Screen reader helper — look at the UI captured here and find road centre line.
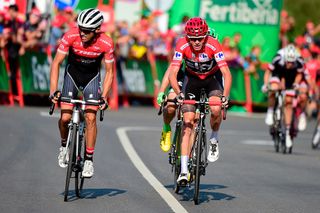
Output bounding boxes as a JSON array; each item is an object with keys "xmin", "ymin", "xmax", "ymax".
[{"xmin": 116, "ymin": 127, "xmax": 188, "ymax": 213}]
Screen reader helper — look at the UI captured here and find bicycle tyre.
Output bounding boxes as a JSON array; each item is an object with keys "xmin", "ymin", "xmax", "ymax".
[
  {"xmin": 173, "ymin": 126, "xmax": 181, "ymax": 193},
  {"xmin": 193, "ymin": 125, "xmax": 203, "ymax": 205},
  {"xmin": 75, "ymin": 126, "xmax": 86, "ymax": 198},
  {"xmin": 79, "ymin": 136, "xmax": 86, "ymax": 192},
  {"xmin": 272, "ymin": 127, "xmax": 280, "ymax": 153},
  {"xmin": 280, "ymin": 130, "xmax": 286, "ymax": 154},
  {"xmin": 64, "ymin": 123, "xmax": 77, "ymax": 202},
  {"xmin": 311, "ymin": 121, "xmax": 320, "ymax": 149}
]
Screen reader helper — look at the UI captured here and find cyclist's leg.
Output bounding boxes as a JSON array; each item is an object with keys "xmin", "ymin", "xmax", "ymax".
[
  {"xmin": 207, "ymin": 75, "xmax": 223, "ymax": 162},
  {"xmin": 160, "ymin": 91, "xmax": 177, "ymax": 152},
  {"xmin": 177, "ymin": 76, "xmax": 197, "ymax": 183},
  {"xmin": 266, "ymin": 76, "xmax": 280, "ymax": 125},
  {"xmin": 82, "ymin": 73, "xmax": 101, "ymax": 177},
  {"xmin": 297, "ymin": 82, "xmax": 308, "ymax": 131},
  {"xmin": 284, "ymin": 90, "xmax": 295, "ymax": 148},
  {"xmin": 177, "ymin": 110, "xmax": 195, "ymax": 183},
  {"xmin": 58, "ymin": 72, "xmax": 78, "ymax": 167}
]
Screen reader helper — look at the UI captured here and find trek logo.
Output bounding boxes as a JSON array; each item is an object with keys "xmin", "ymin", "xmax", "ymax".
[
  {"xmin": 214, "ymin": 52, "xmax": 225, "ymax": 62},
  {"xmin": 173, "ymin": 51, "xmax": 182, "ymax": 60}
]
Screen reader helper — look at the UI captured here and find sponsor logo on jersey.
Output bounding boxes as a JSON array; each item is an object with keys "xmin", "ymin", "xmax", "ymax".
[
  {"xmin": 173, "ymin": 51, "xmax": 182, "ymax": 60},
  {"xmin": 214, "ymin": 52, "xmax": 225, "ymax": 62},
  {"xmin": 199, "ymin": 53, "xmax": 209, "ymax": 62}
]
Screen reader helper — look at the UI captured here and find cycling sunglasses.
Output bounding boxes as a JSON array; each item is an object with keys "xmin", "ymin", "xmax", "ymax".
[
  {"xmin": 79, "ymin": 27, "xmax": 95, "ymax": 34},
  {"xmin": 187, "ymin": 35, "xmax": 207, "ymax": 42}
]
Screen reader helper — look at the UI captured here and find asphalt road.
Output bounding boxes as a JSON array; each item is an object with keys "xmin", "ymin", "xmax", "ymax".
[{"xmin": 0, "ymin": 106, "xmax": 319, "ymax": 213}]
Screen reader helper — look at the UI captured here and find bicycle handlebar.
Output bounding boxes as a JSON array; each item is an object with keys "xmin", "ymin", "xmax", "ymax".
[
  {"xmin": 49, "ymin": 97, "xmax": 106, "ymax": 121},
  {"xmin": 157, "ymin": 98, "xmax": 227, "ymax": 120}
]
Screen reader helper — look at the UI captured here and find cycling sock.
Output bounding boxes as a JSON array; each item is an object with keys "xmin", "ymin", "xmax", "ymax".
[
  {"xmin": 286, "ymin": 126, "xmax": 290, "ymax": 135},
  {"xmin": 61, "ymin": 138, "xmax": 67, "ymax": 147},
  {"xmin": 210, "ymin": 131, "xmax": 219, "ymax": 142},
  {"xmin": 267, "ymin": 107, "xmax": 273, "ymax": 113},
  {"xmin": 163, "ymin": 123, "xmax": 171, "ymax": 132},
  {"xmin": 85, "ymin": 147, "xmax": 94, "ymax": 161},
  {"xmin": 181, "ymin": 155, "xmax": 188, "ymax": 174}
]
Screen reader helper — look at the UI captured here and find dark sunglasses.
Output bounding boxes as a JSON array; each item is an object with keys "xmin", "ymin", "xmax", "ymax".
[
  {"xmin": 79, "ymin": 28, "xmax": 95, "ymax": 34},
  {"xmin": 187, "ymin": 35, "xmax": 206, "ymax": 42}
]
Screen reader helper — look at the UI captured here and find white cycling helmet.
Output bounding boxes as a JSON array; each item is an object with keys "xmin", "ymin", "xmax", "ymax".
[
  {"xmin": 284, "ymin": 44, "xmax": 298, "ymax": 62},
  {"xmin": 77, "ymin": 8, "xmax": 104, "ymax": 31}
]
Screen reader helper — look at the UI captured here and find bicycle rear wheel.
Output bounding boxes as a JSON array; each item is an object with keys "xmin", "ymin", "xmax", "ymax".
[
  {"xmin": 64, "ymin": 123, "xmax": 77, "ymax": 202},
  {"xmin": 193, "ymin": 127, "xmax": 203, "ymax": 205}
]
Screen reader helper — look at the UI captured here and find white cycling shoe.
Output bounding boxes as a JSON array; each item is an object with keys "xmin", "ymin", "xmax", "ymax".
[
  {"xmin": 265, "ymin": 111, "xmax": 274, "ymax": 126},
  {"xmin": 298, "ymin": 113, "xmax": 307, "ymax": 131},
  {"xmin": 286, "ymin": 133, "xmax": 293, "ymax": 149},
  {"xmin": 207, "ymin": 139, "xmax": 219, "ymax": 162},
  {"xmin": 82, "ymin": 160, "xmax": 94, "ymax": 178},
  {"xmin": 58, "ymin": 146, "xmax": 69, "ymax": 168},
  {"xmin": 177, "ymin": 173, "xmax": 188, "ymax": 185}
]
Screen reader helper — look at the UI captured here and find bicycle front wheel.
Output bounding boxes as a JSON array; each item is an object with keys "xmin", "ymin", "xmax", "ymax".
[
  {"xmin": 172, "ymin": 125, "xmax": 182, "ymax": 193},
  {"xmin": 64, "ymin": 123, "xmax": 77, "ymax": 202},
  {"xmin": 193, "ymin": 128, "xmax": 203, "ymax": 205}
]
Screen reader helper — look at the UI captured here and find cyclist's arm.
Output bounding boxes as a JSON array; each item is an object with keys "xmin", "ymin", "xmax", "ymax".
[
  {"xmin": 220, "ymin": 66, "xmax": 232, "ymax": 98},
  {"xmin": 293, "ymin": 72, "xmax": 303, "ymax": 86},
  {"xmin": 50, "ymin": 51, "xmax": 67, "ymax": 94},
  {"xmin": 101, "ymin": 61, "xmax": 114, "ymax": 98},
  {"xmin": 159, "ymin": 67, "xmax": 171, "ymax": 93},
  {"xmin": 263, "ymin": 69, "xmax": 271, "ymax": 86},
  {"xmin": 169, "ymin": 64, "xmax": 182, "ymax": 95}
]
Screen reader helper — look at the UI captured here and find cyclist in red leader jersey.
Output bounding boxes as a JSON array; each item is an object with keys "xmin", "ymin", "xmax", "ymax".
[
  {"xmin": 169, "ymin": 17, "xmax": 232, "ymax": 184},
  {"xmin": 49, "ymin": 8, "xmax": 114, "ymax": 178}
]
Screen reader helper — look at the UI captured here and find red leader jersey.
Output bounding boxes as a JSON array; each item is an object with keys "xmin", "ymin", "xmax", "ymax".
[{"xmin": 171, "ymin": 36, "xmax": 227, "ymax": 79}]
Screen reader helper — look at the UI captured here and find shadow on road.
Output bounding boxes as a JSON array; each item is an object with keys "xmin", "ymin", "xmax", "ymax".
[
  {"xmin": 61, "ymin": 188, "xmax": 126, "ymax": 201},
  {"xmin": 166, "ymin": 183, "xmax": 235, "ymax": 204}
]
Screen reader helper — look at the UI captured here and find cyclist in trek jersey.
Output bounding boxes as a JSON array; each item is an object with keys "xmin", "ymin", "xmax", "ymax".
[
  {"xmin": 262, "ymin": 44, "xmax": 305, "ymax": 149},
  {"xmin": 157, "ymin": 27, "xmax": 220, "ymax": 153},
  {"xmin": 49, "ymin": 8, "xmax": 114, "ymax": 178},
  {"xmin": 168, "ymin": 17, "xmax": 232, "ymax": 184}
]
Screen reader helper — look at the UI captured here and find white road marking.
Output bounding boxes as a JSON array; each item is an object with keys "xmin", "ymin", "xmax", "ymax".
[
  {"xmin": 241, "ymin": 140, "xmax": 273, "ymax": 145},
  {"xmin": 116, "ymin": 127, "xmax": 188, "ymax": 213}
]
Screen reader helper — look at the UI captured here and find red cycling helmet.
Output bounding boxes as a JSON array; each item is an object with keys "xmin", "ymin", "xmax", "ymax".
[{"xmin": 185, "ymin": 17, "xmax": 208, "ymax": 37}]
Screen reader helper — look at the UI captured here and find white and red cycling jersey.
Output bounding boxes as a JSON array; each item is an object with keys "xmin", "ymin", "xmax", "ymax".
[
  {"xmin": 57, "ymin": 27, "xmax": 114, "ymax": 75},
  {"xmin": 171, "ymin": 36, "xmax": 227, "ymax": 79}
]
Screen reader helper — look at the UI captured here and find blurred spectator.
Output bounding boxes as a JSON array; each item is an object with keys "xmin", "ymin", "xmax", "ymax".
[
  {"xmin": 49, "ymin": 6, "xmax": 76, "ymax": 52},
  {"xmin": 279, "ymin": 9, "xmax": 295, "ymax": 47},
  {"xmin": 3, "ymin": 4, "xmax": 24, "ymax": 96},
  {"xmin": 20, "ymin": 8, "xmax": 47, "ymax": 53},
  {"xmin": 243, "ymin": 45, "xmax": 261, "ymax": 79},
  {"xmin": 114, "ymin": 20, "xmax": 131, "ymax": 106},
  {"xmin": 148, "ymin": 28, "xmax": 168, "ymax": 59},
  {"xmin": 230, "ymin": 32, "xmax": 242, "ymax": 50}
]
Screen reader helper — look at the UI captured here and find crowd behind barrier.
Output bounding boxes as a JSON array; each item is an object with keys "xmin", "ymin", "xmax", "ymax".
[{"xmin": 1, "ymin": 4, "xmax": 320, "ymax": 112}]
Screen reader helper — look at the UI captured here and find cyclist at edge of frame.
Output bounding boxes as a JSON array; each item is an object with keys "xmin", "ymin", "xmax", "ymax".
[
  {"xmin": 262, "ymin": 44, "xmax": 311, "ymax": 149},
  {"xmin": 157, "ymin": 27, "xmax": 220, "ymax": 153},
  {"xmin": 168, "ymin": 17, "xmax": 232, "ymax": 184},
  {"xmin": 49, "ymin": 8, "xmax": 114, "ymax": 178}
]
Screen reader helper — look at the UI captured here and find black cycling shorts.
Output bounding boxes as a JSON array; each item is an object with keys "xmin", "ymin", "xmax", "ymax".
[
  {"xmin": 61, "ymin": 71, "xmax": 101, "ymax": 101},
  {"xmin": 182, "ymin": 73, "xmax": 223, "ymax": 112}
]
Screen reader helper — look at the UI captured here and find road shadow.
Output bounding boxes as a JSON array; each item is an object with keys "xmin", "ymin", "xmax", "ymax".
[
  {"xmin": 165, "ymin": 183, "xmax": 235, "ymax": 204},
  {"xmin": 61, "ymin": 188, "xmax": 126, "ymax": 201}
]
